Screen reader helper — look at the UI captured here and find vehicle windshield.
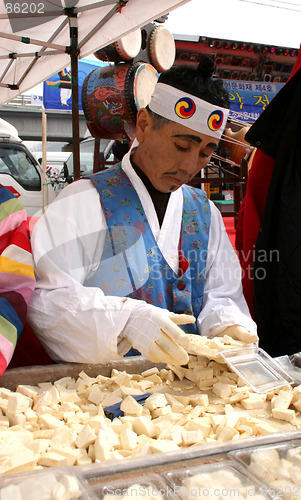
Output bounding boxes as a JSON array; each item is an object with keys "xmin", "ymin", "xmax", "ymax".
[
  {"xmin": 66, "ymin": 138, "xmax": 115, "ymax": 177},
  {"xmin": 0, "ymin": 145, "xmax": 41, "ymax": 190}
]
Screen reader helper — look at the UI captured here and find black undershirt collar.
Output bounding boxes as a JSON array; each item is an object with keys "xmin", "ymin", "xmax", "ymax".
[{"xmin": 131, "ymin": 161, "xmax": 171, "ymax": 228}]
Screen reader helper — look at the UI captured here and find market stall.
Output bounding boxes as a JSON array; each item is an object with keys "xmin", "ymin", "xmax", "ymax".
[{"xmin": 1, "ymin": 334, "xmax": 301, "ymax": 498}]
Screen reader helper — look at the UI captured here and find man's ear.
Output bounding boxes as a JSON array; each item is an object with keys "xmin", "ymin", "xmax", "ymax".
[{"xmin": 136, "ymin": 108, "xmax": 152, "ymax": 143}]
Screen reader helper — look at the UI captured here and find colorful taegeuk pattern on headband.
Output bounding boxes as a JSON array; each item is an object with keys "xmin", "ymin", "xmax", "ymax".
[
  {"xmin": 207, "ymin": 110, "xmax": 225, "ymax": 132},
  {"xmin": 149, "ymin": 83, "xmax": 229, "ymax": 139},
  {"xmin": 175, "ymin": 97, "xmax": 196, "ymax": 119},
  {"xmin": 0, "ymin": 185, "xmax": 35, "ymax": 375}
]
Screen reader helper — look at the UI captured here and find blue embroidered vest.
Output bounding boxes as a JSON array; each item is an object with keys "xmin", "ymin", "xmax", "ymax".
[{"xmin": 85, "ymin": 165, "xmax": 210, "ymax": 334}]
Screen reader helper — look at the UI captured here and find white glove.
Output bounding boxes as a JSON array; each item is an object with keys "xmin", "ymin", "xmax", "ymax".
[
  {"xmin": 122, "ymin": 302, "xmax": 196, "ymax": 366},
  {"xmin": 217, "ymin": 324, "xmax": 259, "ymax": 343}
]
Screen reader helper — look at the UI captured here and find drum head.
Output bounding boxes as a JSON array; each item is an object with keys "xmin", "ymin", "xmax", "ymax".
[
  {"xmin": 115, "ymin": 29, "xmax": 142, "ymax": 60},
  {"xmin": 148, "ymin": 26, "xmax": 176, "ymax": 72},
  {"xmin": 94, "ymin": 29, "xmax": 141, "ymax": 62},
  {"xmin": 124, "ymin": 62, "xmax": 158, "ymax": 121}
]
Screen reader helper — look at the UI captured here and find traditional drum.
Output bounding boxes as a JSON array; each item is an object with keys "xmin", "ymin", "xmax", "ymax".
[
  {"xmin": 94, "ymin": 29, "xmax": 142, "ymax": 63},
  {"xmin": 86, "ymin": 120, "xmax": 137, "ymax": 142},
  {"xmin": 148, "ymin": 25, "xmax": 176, "ymax": 72},
  {"xmin": 82, "ymin": 62, "xmax": 158, "ymax": 140}
]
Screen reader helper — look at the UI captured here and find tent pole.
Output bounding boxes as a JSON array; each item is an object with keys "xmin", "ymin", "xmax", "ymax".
[
  {"xmin": 42, "ymin": 106, "xmax": 47, "ymax": 212},
  {"xmin": 67, "ymin": 11, "xmax": 81, "ymax": 180}
]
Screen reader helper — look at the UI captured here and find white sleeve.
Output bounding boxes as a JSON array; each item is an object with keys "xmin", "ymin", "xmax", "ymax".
[
  {"xmin": 27, "ymin": 179, "xmax": 137, "ymax": 363},
  {"xmin": 197, "ymin": 201, "xmax": 257, "ymax": 337}
]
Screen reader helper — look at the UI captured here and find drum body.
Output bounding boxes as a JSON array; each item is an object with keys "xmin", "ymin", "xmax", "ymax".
[
  {"xmin": 94, "ymin": 29, "xmax": 142, "ymax": 63},
  {"xmin": 82, "ymin": 62, "xmax": 158, "ymax": 141}
]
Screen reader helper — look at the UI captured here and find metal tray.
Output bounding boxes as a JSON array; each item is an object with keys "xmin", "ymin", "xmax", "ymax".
[
  {"xmin": 0, "ymin": 357, "xmax": 163, "ymax": 390},
  {"xmin": 1, "ymin": 360, "xmax": 301, "ymax": 485}
]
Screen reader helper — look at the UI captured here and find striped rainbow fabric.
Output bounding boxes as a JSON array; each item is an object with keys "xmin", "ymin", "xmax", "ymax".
[{"xmin": 0, "ymin": 185, "xmax": 35, "ymax": 376}]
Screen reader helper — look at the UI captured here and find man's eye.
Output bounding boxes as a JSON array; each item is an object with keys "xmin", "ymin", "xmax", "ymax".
[{"xmin": 175, "ymin": 144, "xmax": 188, "ymax": 151}]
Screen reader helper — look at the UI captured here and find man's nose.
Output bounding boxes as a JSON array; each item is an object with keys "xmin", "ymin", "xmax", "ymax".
[{"xmin": 181, "ymin": 152, "xmax": 200, "ymax": 174}]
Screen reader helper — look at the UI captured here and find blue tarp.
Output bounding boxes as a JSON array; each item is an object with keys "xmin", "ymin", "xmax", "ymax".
[{"xmin": 43, "ymin": 58, "xmax": 109, "ymax": 110}]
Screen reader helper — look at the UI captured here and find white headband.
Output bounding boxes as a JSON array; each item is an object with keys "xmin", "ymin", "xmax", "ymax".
[{"xmin": 148, "ymin": 83, "xmax": 229, "ymax": 139}]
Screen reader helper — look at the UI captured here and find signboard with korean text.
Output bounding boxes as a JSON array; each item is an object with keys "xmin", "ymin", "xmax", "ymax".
[{"xmin": 223, "ymin": 80, "xmax": 284, "ymax": 122}]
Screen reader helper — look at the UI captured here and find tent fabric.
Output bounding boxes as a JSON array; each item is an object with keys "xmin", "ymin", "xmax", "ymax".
[{"xmin": 0, "ymin": 0, "xmax": 190, "ymax": 104}]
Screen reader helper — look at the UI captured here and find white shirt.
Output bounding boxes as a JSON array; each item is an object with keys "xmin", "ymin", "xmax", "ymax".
[{"xmin": 27, "ymin": 149, "xmax": 256, "ymax": 363}]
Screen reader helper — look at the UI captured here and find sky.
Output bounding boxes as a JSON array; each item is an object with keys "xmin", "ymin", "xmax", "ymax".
[
  {"xmin": 29, "ymin": 0, "xmax": 301, "ymax": 95},
  {"xmin": 164, "ymin": 0, "xmax": 301, "ymax": 49}
]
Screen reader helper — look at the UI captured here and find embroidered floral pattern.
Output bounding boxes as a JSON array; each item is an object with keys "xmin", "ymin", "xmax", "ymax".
[
  {"xmin": 157, "ymin": 293, "xmax": 164, "ymax": 304},
  {"xmin": 121, "ymin": 197, "xmax": 131, "ymax": 207},
  {"xmin": 136, "ymin": 199, "xmax": 144, "ymax": 216},
  {"xmin": 102, "ymin": 188, "xmax": 116, "ymax": 198},
  {"xmin": 119, "ymin": 168, "xmax": 133, "ymax": 188},
  {"xmin": 111, "ymin": 226, "xmax": 127, "ymax": 251},
  {"xmin": 147, "ymin": 247, "xmax": 157, "ymax": 258},
  {"xmin": 105, "ymin": 173, "xmax": 123, "ymax": 187},
  {"xmin": 183, "ymin": 210, "xmax": 199, "ymax": 236},
  {"xmin": 203, "ymin": 202, "xmax": 210, "ymax": 215},
  {"xmin": 191, "ymin": 240, "xmax": 204, "ymax": 250},
  {"xmin": 134, "ymin": 220, "xmax": 146, "ymax": 234},
  {"xmin": 105, "ymin": 208, "xmax": 113, "ymax": 219},
  {"xmin": 122, "ymin": 214, "xmax": 131, "ymax": 224},
  {"xmin": 202, "ymin": 222, "xmax": 210, "ymax": 234},
  {"xmin": 130, "ymin": 283, "xmax": 154, "ymax": 303}
]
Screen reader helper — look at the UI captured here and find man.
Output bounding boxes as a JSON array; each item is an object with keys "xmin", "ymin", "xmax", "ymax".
[{"xmin": 27, "ymin": 57, "xmax": 257, "ymax": 366}]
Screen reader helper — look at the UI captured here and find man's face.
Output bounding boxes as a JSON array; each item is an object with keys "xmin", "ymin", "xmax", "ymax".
[{"xmin": 132, "ymin": 109, "xmax": 220, "ymax": 193}]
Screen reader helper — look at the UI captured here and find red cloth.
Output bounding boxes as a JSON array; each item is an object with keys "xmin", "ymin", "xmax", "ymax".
[
  {"xmin": 235, "ymin": 150, "xmax": 275, "ymax": 318},
  {"xmin": 178, "ymin": 248, "xmax": 189, "ymax": 276},
  {"xmin": 8, "ymin": 322, "xmax": 53, "ymax": 369}
]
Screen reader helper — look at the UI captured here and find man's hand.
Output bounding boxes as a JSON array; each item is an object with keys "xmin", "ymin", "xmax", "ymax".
[
  {"xmin": 122, "ymin": 303, "xmax": 196, "ymax": 366},
  {"xmin": 217, "ymin": 324, "xmax": 259, "ymax": 343}
]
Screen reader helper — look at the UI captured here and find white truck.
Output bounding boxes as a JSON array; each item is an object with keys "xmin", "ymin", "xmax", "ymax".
[{"xmin": 0, "ymin": 118, "xmax": 56, "ymax": 217}]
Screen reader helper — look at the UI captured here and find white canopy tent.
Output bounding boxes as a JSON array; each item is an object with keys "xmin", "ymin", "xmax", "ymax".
[{"xmin": 0, "ymin": 0, "xmax": 190, "ymax": 178}]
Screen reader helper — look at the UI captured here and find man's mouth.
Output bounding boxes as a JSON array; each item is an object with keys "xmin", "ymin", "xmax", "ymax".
[{"xmin": 168, "ymin": 176, "xmax": 186, "ymax": 186}]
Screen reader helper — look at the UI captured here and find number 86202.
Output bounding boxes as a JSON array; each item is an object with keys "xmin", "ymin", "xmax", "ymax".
[{"xmin": 6, "ymin": 3, "xmax": 45, "ymax": 14}]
